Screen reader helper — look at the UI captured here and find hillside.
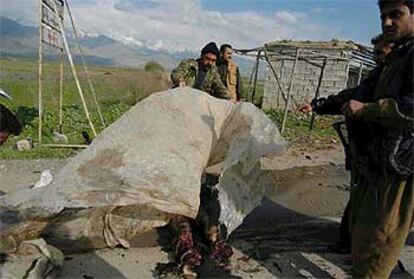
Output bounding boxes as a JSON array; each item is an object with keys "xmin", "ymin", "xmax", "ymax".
[
  {"xmin": 0, "ymin": 16, "xmax": 184, "ymax": 69},
  {"xmin": 0, "ymin": 16, "xmax": 255, "ymax": 74}
]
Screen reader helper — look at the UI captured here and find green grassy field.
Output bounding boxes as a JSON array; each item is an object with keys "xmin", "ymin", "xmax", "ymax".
[
  {"xmin": 240, "ymin": 77, "xmax": 264, "ymax": 106},
  {"xmin": 240, "ymin": 76, "xmax": 339, "ymax": 152},
  {"xmin": 0, "ymin": 58, "xmax": 170, "ymax": 158},
  {"xmin": 0, "ymin": 58, "xmax": 338, "ymax": 159},
  {"xmin": 265, "ymin": 108, "xmax": 340, "ymax": 152}
]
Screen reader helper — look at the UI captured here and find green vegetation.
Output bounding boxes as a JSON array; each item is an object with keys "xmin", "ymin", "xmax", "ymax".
[
  {"xmin": 144, "ymin": 61, "xmax": 165, "ymax": 74},
  {"xmin": 241, "ymin": 78, "xmax": 340, "ymax": 152},
  {"xmin": 241, "ymin": 77, "xmax": 264, "ymax": 107},
  {"xmin": 265, "ymin": 108, "xmax": 340, "ymax": 151},
  {"xmin": 0, "ymin": 58, "xmax": 170, "ymax": 159},
  {"xmin": 0, "ymin": 57, "xmax": 339, "ymax": 159}
]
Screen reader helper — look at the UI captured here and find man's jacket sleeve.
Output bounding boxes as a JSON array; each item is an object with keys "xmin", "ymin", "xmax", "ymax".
[
  {"xmin": 313, "ymin": 88, "xmax": 355, "ymax": 115},
  {"xmin": 314, "ymin": 66, "xmax": 385, "ymax": 115},
  {"xmin": 171, "ymin": 60, "xmax": 190, "ymax": 85},
  {"xmin": 360, "ymin": 52, "xmax": 414, "ymax": 128}
]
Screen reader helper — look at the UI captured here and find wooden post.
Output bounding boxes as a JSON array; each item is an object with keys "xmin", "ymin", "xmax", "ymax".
[
  {"xmin": 247, "ymin": 54, "xmax": 257, "ymax": 102},
  {"xmin": 38, "ymin": 0, "xmax": 44, "ymax": 145},
  {"xmin": 251, "ymin": 50, "xmax": 261, "ymax": 104},
  {"xmin": 58, "ymin": 48, "xmax": 64, "ymax": 133},
  {"xmin": 344, "ymin": 60, "xmax": 351, "ymax": 88},
  {"xmin": 263, "ymin": 48, "xmax": 287, "ymax": 103},
  {"xmin": 281, "ymin": 48, "xmax": 300, "ymax": 134},
  {"xmin": 65, "ymin": 0, "xmax": 106, "ymax": 128},
  {"xmin": 248, "ymin": 51, "xmax": 260, "ymax": 103},
  {"xmin": 43, "ymin": 144, "xmax": 88, "ymax": 149},
  {"xmin": 309, "ymin": 57, "xmax": 328, "ymax": 131},
  {"xmin": 277, "ymin": 60, "xmax": 284, "ymax": 109},
  {"xmin": 247, "ymin": 57, "xmax": 256, "ymax": 102},
  {"xmin": 51, "ymin": 0, "xmax": 97, "ymax": 138},
  {"xmin": 357, "ymin": 61, "xmax": 364, "ymax": 85}
]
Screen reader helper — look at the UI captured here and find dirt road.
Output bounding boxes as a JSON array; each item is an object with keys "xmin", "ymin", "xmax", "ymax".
[{"xmin": 1, "ymin": 148, "xmax": 412, "ymax": 278}]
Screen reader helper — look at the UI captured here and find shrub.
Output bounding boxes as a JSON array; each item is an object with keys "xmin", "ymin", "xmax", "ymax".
[{"xmin": 144, "ymin": 61, "xmax": 165, "ymax": 74}]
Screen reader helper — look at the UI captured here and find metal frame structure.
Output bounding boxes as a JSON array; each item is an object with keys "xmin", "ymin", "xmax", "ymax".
[{"xmin": 236, "ymin": 40, "xmax": 375, "ymax": 133}]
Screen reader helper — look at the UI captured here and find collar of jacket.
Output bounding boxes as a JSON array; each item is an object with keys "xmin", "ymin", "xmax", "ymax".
[
  {"xmin": 392, "ymin": 36, "xmax": 414, "ymax": 53},
  {"xmin": 196, "ymin": 58, "xmax": 202, "ymax": 66},
  {"xmin": 386, "ymin": 36, "xmax": 414, "ymax": 63}
]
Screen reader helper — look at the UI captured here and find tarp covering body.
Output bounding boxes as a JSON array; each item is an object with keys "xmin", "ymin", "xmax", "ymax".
[{"xmin": 0, "ymin": 88, "xmax": 287, "ymax": 249}]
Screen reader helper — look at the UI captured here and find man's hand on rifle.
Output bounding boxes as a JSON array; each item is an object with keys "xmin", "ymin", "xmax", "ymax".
[{"xmin": 341, "ymin": 100, "xmax": 366, "ymax": 118}]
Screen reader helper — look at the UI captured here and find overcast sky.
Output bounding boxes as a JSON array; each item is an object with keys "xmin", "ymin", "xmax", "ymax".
[{"xmin": 0, "ymin": 0, "xmax": 382, "ymax": 52}]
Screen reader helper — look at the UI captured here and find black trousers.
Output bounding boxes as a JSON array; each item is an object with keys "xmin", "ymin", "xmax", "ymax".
[{"xmin": 339, "ymin": 201, "xmax": 351, "ymax": 250}]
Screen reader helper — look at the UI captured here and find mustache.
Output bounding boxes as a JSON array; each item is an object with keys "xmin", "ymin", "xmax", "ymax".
[{"xmin": 384, "ymin": 27, "xmax": 397, "ymax": 33}]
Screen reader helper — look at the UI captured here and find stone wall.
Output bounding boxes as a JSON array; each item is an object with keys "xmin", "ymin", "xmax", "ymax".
[{"xmin": 263, "ymin": 49, "xmax": 351, "ymax": 109}]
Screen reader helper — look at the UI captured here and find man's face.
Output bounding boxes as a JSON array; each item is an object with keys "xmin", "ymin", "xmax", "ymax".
[
  {"xmin": 380, "ymin": 3, "xmax": 414, "ymax": 42},
  {"xmin": 0, "ymin": 131, "xmax": 9, "ymax": 146},
  {"xmin": 200, "ymin": 53, "xmax": 217, "ymax": 69},
  {"xmin": 374, "ymin": 40, "xmax": 392, "ymax": 64},
  {"xmin": 222, "ymin": 48, "xmax": 233, "ymax": 63}
]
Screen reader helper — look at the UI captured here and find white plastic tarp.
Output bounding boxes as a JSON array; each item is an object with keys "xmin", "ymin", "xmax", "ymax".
[{"xmin": 0, "ymin": 88, "xmax": 287, "ymax": 237}]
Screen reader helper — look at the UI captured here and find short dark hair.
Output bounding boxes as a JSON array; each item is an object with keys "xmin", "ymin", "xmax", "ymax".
[
  {"xmin": 378, "ymin": 0, "xmax": 414, "ymax": 13},
  {"xmin": 0, "ymin": 104, "xmax": 22, "ymax": 135},
  {"xmin": 220, "ymin": 44, "xmax": 233, "ymax": 53}
]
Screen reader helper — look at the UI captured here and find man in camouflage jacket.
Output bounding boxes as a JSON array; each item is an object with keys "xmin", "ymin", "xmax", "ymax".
[{"xmin": 171, "ymin": 42, "xmax": 229, "ymax": 99}]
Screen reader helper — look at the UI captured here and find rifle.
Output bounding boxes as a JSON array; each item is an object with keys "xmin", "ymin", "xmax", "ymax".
[{"xmin": 332, "ymin": 121, "xmax": 351, "ymax": 171}]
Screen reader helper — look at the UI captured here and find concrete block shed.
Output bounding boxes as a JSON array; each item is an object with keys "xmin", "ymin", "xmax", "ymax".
[{"xmin": 237, "ymin": 40, "xmax": 376, "ymax": 109}]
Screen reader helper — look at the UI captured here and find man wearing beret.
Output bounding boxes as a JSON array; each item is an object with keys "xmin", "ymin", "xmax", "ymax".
[{"xmin": 171, "ymin": 42, "xmax": 229, "ymax": 99}]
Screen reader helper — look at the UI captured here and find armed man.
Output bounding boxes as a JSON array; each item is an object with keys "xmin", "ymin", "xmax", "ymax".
[
  {"xmin": 217, "ymin": 44, "xmax": 243, "ymax": 102},
  {"xmin": 171, "ymin": 42, "xmax": 229, "ymax": 99},
  {"xmin": 300, "ymin": 0, "xmax": 414, "ymax": 277},
  {"xmin": 301, "ymin": 34, "xmax": 392, "ymax": 255}
]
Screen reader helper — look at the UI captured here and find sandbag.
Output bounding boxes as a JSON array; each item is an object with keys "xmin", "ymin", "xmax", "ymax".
[{"xmin": 1, "ymin": 238, "xmax": 63, "ymax": 279}]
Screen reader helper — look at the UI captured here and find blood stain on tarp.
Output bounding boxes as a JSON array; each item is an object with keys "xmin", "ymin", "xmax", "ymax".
[{"xmin": 77, "ymin": 149, "xmax": 126, "ymax": 188}]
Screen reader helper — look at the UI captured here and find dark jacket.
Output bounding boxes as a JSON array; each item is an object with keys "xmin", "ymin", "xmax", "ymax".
[
  {"xmin": 0, "ymin": 104, "xmax": 22, "ymax": 135},
  {"xmin": 313, "ymin": 37, "xmax": 414, "ymax": 176},
  {"xmin": 363, "ymin": 37, "xmax": 414, "ymax": 176},
  {"xmin": 312, "ymin": 66, "xmax": 383, "ymax": 115}
]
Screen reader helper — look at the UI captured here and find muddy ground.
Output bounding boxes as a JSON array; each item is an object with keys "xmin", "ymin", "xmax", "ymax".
[{"xmin": 0, "ymin": 148, "xmax": 413, "ymax": 278}]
